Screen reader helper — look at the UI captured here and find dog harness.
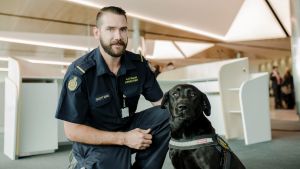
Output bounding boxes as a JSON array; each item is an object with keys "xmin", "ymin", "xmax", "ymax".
[{"xmin": 169, "ymin": 134, "xmax": 232, "ymax": 169}]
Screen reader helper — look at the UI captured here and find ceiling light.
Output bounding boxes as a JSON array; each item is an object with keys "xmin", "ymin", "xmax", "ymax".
[
  {"xmin": 0, "ymin": 37, "xmax": 89, "ymax": 51},
  {"xmin": 0, "ymin": 57, "xmax": 9, "ymax": 61},
  {"xmin": 66, "ymin": 0, "xmax": 104, "ymax": 9},
  {"xmin": 0, "ymin": 68, "xmax": 8, "ymax": 72},
  {"xmin": 25, "ymin": 59, "xmax": 71, "ymax": 66},
  {"xmin": 65, "ymin": 0, "xmax": 225, "ymax": 41}
]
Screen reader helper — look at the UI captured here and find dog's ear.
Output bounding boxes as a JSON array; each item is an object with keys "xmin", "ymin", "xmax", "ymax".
[
  {"xmin": 202, "ymin": 93, "xmax": 211, "ymax": 116},
  {"xmin": 161, "ymin": 92, "xmax": 170, "ymax": 109}
]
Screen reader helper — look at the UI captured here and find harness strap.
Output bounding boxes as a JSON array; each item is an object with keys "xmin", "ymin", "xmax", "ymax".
[
  {"xmin": 217, "ymin": 135, "xmax": 230, "ymax": 150},
  {"xmin": 222, "ymin": 150, "xmax": 232, "ymax": 169},
  {"xmin": 170, "ymin": 134, "xmax": 232, "ymax": 169},
  {"xmin": 169, "ymin": 134, "xmax": 218, "ymax": 150}
]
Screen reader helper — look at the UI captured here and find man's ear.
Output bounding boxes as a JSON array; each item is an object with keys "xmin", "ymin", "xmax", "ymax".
[
  {"xmin": 161, "ymin": 92, "xmax": 170, "ymax": 109},
  {"xmin": 93, "ymin": 26, "xmax": 100, "ymax": 40},
  {"xmin": 202, "ymin": 93, "xmax": 211, "ymax": 116}
]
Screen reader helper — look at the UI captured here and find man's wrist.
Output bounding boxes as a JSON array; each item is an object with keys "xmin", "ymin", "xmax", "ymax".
[{"xmin": 116, "ymin": 132, "xmax": 126, "ymax": 146}]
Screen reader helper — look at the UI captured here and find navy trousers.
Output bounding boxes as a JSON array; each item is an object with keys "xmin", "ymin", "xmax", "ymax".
[{"xmin": 73, "ymin": 106, "xmax": 170, "ymax": 169}]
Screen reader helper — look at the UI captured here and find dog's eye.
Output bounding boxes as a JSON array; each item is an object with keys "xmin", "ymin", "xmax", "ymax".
[
  {"xmin": 172, "ymin": 92, "xmax": 179, "ymax": 97},
  {"xmin": 190, "ymin": 92, "xmax": 195, "ymax": 97}
]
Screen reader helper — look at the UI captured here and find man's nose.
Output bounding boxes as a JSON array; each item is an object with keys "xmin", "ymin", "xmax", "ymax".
[{"xmin": 113, "ymin": 30, "xmax": 121, "ymax": 40}]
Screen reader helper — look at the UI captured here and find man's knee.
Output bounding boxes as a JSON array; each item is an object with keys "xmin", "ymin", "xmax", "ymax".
[{"xmin": 148, "ymin": 106, "xmax": 170, "ymax": 124}]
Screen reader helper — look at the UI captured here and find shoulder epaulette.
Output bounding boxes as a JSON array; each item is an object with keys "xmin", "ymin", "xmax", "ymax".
[
  {"xmin": 75, "ymin": 59, "xmax": 95, "ymax": 75},
  {"xmin": 139, "ymin": 54, "xmax": 144, "ymax": 62}
]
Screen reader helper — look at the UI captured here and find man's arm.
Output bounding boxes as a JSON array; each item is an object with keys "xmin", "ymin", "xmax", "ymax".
[{"xmin": 64, "ymin": 121, "xmax": 152, "ymax": 150}]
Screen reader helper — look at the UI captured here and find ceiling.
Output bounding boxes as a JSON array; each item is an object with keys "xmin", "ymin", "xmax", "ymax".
[{"xmin": 0, "ymin": 0, "xmax": 292, "ymax": 68}]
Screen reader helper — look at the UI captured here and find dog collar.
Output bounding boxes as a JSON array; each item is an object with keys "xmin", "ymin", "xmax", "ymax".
[{"xmin": 169, "ymin": 135, "xmax": 218, "ymax": 150}]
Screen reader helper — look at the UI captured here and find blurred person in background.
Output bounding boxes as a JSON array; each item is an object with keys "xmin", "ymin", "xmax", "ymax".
[
  {"xmin": 270, "ymin": 66, "xmax": 283, "ymax": 109},
  {"xmin": 281, "ymin": 67, "xmax": 295, "ymax": 109}
]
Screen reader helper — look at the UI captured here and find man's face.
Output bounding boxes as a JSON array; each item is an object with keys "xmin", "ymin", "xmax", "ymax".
[{"xmin": 97, "ymin": 13, "xmax": 128, "ymax": 57}]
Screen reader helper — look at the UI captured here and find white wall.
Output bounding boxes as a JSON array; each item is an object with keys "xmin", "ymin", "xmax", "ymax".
[{"xmin": 249, "ymin": 59, "xmax": 261, "ymax": 73}]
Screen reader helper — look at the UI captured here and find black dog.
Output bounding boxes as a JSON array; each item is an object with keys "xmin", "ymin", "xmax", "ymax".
[{"xmin": 162, "ymin": 84, "xmax": 245, "ymax": 169}]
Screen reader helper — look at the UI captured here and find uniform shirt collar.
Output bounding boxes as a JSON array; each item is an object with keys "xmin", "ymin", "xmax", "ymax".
[{"xmin": 94, "ymin": 47, "xmax": 136, "ymax": 76}]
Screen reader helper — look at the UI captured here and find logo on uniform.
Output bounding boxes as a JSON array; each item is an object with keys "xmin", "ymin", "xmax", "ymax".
[
  {"xmin": 125, "ymin": 76, "xmax": 139, "ymax": 84},
  {"xmin": 68, "ymin": 75, "xmax": 81, "ymax": 91}
]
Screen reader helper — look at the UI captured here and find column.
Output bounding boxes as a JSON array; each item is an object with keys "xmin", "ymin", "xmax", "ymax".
[
  {"xmin": 291, "ymin": 0, "xmax": 300, "ymax": 114},
  {"xmin": 132, "ymin": 18, "xmax": 143, "ymax": 54}
]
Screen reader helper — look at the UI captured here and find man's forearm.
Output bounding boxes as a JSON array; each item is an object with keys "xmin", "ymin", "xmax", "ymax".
[{"xmin": 64, "ymin": 121, "xmax": 125, "ymax": 145}]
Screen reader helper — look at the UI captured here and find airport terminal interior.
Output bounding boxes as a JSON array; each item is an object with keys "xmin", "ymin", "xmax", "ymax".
[{"xmin": 1, "ymin": 0, "xmax": 300, "ymax": 168}]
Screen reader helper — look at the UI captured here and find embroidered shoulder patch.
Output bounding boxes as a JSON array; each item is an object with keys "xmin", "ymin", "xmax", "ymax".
[{"xmin": 67, "ymin": 75, "xmax": 81, "ymax": 91}]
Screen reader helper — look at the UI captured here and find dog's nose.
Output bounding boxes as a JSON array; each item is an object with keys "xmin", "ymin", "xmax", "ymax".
[{"xmin": 177, "ymin": 104, "xmax": 187, "ymax": 111}]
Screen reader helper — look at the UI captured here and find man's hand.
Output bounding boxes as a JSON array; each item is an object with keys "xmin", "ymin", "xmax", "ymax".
[{"xmin": 122, "ymin": 128, "xmax": 152, "ymax": 150}]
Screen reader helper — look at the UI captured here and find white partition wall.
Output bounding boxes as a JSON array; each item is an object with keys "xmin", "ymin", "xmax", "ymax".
[
  {"xmin": 18, "ymin": 82, "xmax": 58, "ymax": 156},
  {"xmin": 4, "ymin": 78, "xmax": 19, "ymax": 160},
  {"xmin": 0, "ymin": 80, "xmax": 6, "ymax": 133},
  {"xmin": 4, "ymin": 58, "xmax": 21, "ymax": 160},
  {"xmin": 4, "ymin": 57, "xmax": 63, "ymax": 160},
  {"xmin": 240, "ymin": 73, "xmax": 271, "ymax": 145},
  {"xmin": 157, "ymin": 58, "xmax": 271, "ymax": 145},
  {"xmin": 219, "ymin": 58, "xmax": 249, "ymax": 139},
  {"xmin": 0, "ymin": 66, "xmax": 7, "ymax": 133}
]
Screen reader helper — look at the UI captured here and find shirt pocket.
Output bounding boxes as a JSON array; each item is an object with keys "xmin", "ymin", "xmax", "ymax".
[
  {"xmin": 123, "ymin": 84, "xmax": 141, "ymax": 97},
  {"xmin": 123, "ymin": 85, "xmax": 141, "ymax": 114}
]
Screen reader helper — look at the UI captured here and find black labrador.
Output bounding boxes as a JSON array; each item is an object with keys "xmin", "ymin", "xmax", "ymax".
[{"xmin": 162, "ymin": 84, "xmax": 245, "ymax": 169}]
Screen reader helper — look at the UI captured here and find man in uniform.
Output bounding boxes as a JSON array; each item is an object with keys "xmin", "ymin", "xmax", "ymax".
[{"xmin": 55, "ymin": 6, "xmax": 170, "ymax": 169}]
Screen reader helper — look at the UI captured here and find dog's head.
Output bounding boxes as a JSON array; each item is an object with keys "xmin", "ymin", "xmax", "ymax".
[{"xmin": 162, "ymin": 84, "xmax": 211, "ymax": 131}]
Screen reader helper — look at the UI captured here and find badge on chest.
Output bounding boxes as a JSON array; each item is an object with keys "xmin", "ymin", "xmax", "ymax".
[
  {"xmin": 121, "ymin": 94, "xmax": 129, "ymax": 118},
  {"xmin": 121, "ymin": 107, "xmax": 129, "ymax": 118}
]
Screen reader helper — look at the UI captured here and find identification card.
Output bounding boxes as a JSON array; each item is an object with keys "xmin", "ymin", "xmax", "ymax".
[{"xmin": 121, "ymin": 107, "xmax": 129, "ymax": 118}]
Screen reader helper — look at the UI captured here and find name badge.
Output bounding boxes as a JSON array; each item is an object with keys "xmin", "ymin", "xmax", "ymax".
[{"xmin": 121, "ymin": 107, "xmax": 129, "ymax": 118}]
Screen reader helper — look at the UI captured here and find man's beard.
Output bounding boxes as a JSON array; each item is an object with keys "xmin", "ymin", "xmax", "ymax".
[{"xmin": 100, "ymin": 38, "xmax": 127, "ymax": 58}]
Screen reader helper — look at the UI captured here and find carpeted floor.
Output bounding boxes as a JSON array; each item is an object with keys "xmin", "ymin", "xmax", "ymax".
[
  {"xmin": 1, "ymin": 129, "xmax": 300, "ymax": 169},
  {"xmin": 1, "ymin": 108, "xmax": 300, "ymax": 169},
  {"xmin": 228, "ymin": 131, "xmax": 300, "ymax": 169}
]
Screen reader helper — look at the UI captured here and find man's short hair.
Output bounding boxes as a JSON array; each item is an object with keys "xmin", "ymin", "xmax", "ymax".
[{"xmin": 96, "ymin": 6, "xmax": 127, "ymax": 26}]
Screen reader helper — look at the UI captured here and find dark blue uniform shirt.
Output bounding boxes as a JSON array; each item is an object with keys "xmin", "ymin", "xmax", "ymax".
[{"xmin": 55, "ymin": 47, "xmax": 163, "ymax": 131}]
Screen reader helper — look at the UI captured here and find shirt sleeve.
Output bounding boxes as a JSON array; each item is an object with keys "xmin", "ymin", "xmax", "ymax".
[
  {"xmin": 55, "ymin": 67, "xmax": 89, "ymax": 124},
  {"xmin": 142, "ymin": 62, "xmax": 163, "ymax": 102}
]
